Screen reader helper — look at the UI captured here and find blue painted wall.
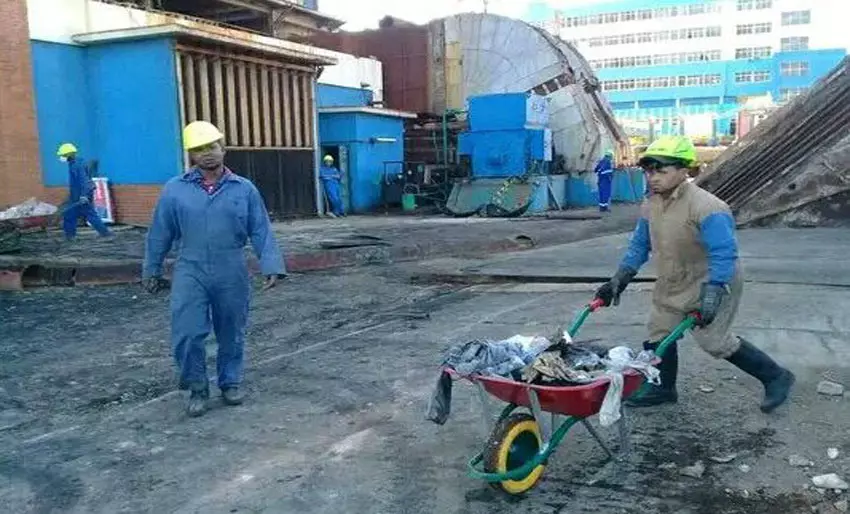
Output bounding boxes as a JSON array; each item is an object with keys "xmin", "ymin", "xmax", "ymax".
[
  {"xmin": 87, "ymin": 38, "xmax": 181, "ymax": 185},
  {"xmin": 30, "ymin": 37, "xmax": 182, "ymax": 188},
  {"xmin": 316, "ymin": 84, "xmax": 373, "ymax": 108},
  {"xmin": 31, "ymin": 41, "xmax": 94, "ymax": 187},
  {"xmin": 318, "ymin": 111, "xmax": 405, "ymax": 213}
]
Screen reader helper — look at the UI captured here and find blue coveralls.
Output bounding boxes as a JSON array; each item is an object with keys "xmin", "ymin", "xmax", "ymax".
[
  {"xmin": 319, "ymin": 165, "xmax": 344, "ymax": 216},
  {"xmin": 63, "ymin": 157, "xmax": 111, "ymax": 239},
  {"xmin": 142, "ymin": 169, "xmax": 284, "ymax": 392},
  {"xmin": 594, "ymin": 155, "xmax": 614, "ymax": 212}
]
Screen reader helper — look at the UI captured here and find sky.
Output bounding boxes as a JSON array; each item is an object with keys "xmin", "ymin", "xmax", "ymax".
[{"xmin": 317, "ymin": 0, "xmax": 607, "ymax": 31}]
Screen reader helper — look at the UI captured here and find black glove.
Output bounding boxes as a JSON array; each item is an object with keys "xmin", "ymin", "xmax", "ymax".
[
  {"xmin": 697, "ymin": 283, "xmax": 728, "ymax": 326},
  {"xmin": 142, "ymin": 276, "xmax": 170, "ymax": 294},
  {"xmin": 595, "ymin": 268, "xmax": 637, "ymax": 307}
]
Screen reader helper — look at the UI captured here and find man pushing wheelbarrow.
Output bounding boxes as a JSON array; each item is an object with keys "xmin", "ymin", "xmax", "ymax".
[{"xmin": 595, "ymin": 135, "xmax": 794, "ymax": 412}]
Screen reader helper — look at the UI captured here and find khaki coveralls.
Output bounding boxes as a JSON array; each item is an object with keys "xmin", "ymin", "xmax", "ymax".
[{"xmin": 646, "ymin": 181, "xmax": 743, "ymax": 359}]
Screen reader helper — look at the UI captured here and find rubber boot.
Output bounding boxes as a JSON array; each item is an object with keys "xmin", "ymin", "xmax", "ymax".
[
  {"xmin": 725, "ymin": 337, "xmax": 795, "ymax": 413},
  {"xmin": 221, "ymin": 386, "xmax": 244, "ymax": 406},
  {"xmin": 187, "ymin": 385, "xmax": 209, "ymax": 417},
  {"xmin": 626, "ymin": 340, "xmax": 678, "ymax": 407}
]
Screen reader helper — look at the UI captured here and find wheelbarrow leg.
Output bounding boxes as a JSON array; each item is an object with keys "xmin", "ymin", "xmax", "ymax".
[
  {"xmin": 581, "ymin": 419, "xmax": 614, "ymax": 460},
  {"xmin": 617, "ymin": 405, "xmax": 631, "ymax": 460},
  {"xmin": 527, "ymin": 389, "xmax": 552, "ymax": 446}
]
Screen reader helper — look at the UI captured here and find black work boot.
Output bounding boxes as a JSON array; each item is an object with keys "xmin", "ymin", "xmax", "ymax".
[
  {"xmin": 221, "ymin": 386, "xmax": 244, "ymax": 406},
  {"xmin": 187, "ymin": 385, "xmax": 210, "ymax": 417},
  {"xmin": 626, "ymin": 340, "xmax": 679, "ymax": 407},
  {"xmin": 725, "ymin": 337, "xmax": 795, "ymax": 413}
]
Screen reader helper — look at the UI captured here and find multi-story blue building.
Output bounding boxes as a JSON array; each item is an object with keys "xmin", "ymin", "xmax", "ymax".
[{"xmin": 525, "ymin": 0, "xmax": 847, "ymax": 139}]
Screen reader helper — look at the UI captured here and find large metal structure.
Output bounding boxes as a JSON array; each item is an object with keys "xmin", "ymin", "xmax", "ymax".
[
  {"xmin": 311, "ymin": 13, "xmax": 630, "ymax": 171},
  {"xmin": 699, "ymin": 57, "xmax": 850, "ymax": 227}
]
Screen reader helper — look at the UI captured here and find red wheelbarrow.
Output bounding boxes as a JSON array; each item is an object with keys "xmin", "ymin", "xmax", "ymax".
[{"xmin": 449, "ymin": 298, "xmax": 699, "ymax": 495}]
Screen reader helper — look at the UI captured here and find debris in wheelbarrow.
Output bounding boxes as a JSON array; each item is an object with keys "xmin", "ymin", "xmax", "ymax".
[{"xmin": 426, "ymin": 330, "xmax": 660, "ymax": 427}]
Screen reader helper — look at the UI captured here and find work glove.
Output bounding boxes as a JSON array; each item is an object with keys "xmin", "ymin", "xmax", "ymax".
[
  {"xmin": 697, "ymin": 283, "xmax": 728, "ymax": 327},
  {"xmin": 595, "ymin": 267, "xmax": 637, "ymax": 307},
  {"xmin": 142, "ymin": 276, "xmax": 170, "ymax": 294}
]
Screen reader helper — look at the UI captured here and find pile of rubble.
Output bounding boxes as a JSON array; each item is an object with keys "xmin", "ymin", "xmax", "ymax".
[{"xmin": 699, "ymin": 57, "xmax": 850, "ymax": 227}]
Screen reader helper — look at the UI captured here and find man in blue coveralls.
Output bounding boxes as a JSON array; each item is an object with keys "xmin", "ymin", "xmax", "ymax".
[
  {"xmin": 594, "ymin": 149, "xmax": 615, "ymax": 212},
  {"xmin": 319, "ymin": 154, "xmax": 345, "ymax": 217},
  {"xmin": 56, "ymin": 143, "xmax": 112, "ymax": 241},
  {"xmin": 142, "ymin": 121, "xmax": 285, "ymax": 417}
]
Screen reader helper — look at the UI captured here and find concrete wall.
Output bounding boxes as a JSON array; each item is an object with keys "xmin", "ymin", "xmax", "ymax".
[
  {"xmin": 31, "ymin": 41, "xmax": 93, "ymax": 187},
  {"xmin": 86, "ymin": 38, "xmax": 182, "ymax": 185},
  {"xmin": 318, "ymin": 111, "xmax": 404, "ymax": 213},
  {"xmin": 31, "ymin": 36, "xmax": 181, "ymax": 223},
  {"xmin": 1, "ymin": 0, "xmax": 43, "ymax": 207}
]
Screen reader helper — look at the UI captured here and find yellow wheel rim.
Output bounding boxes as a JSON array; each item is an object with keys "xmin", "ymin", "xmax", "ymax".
[{"xmin": 494, "ymin": 419, "xmax": 545, "ymax": 494}]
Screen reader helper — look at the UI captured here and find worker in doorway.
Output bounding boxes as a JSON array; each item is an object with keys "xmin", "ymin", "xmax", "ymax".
[
  {"xmin": 56, "ymin": 143, "xmax": 112, "ymax": 241},
  {"xmin": 142, "ymin": 121, "xmax": 285, "ymax": 417},
  {"xmin": 319, "ymin": 155, "xmax": 345, "ymax": 218},
  {"xmin": 594, "ymin": 149, "xmax": 615, "ymax": 212},
  {"xmin": 594, "ymin": 135, "xmax": 794, "ymax": 412}
]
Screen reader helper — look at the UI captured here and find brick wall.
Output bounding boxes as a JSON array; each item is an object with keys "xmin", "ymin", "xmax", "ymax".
[
  {"xmin": 0, "ymin": 0, "xmax": 43, "ymax": 207},
  {"xmin": 45, "ymin": 185, "xmax": 163, "ymax": 226}
]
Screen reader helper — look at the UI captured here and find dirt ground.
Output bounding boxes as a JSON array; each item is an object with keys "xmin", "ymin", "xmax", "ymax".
[{"xmin": 1, "ymin": 247, "xmax": 849, "ymax": 513}]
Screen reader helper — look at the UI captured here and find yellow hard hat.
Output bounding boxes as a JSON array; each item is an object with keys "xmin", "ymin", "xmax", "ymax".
[
  {"xmin": 183, "ymin": 121, "xmax": 224, "ymax": 151},
  {"xmin": 323, "ymin": 155, "xmax": 334, "ymax": 163},
  {"xmin": 639, "ymin": 136, "xmax": 697, "ymax": 168},
  {"xmin": 57, "ymin": 143, "xmax": 78, "ymax": 157}
]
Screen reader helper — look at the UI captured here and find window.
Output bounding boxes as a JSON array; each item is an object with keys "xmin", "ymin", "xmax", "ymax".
[
  {"xmin": 588, "ymin": 37, "xmax": 604, "ymax": 47},
  {"xmin": 782, "ymin": 10, "xmax": 811, "ymax": 26},
  {"xmin": 707, "ymin": 26, "xmax": 722, "ymax": 37},
  {"xmin": 620, "ymin": 79, "xmax": 636, "ymax": 90},
  {"xmin": 604, "ymin": 13, "xmax": 619, "ymax": 24},
  {"xmin": 602, "ymin": 81, "xmax": 619, "ymax": 91},
  {"xmin": 779, "ymin": 87, "xmax": 808, "ymax": 101},
  {"xmin": 621, "ymin": 11, "xmax": 636, "ymax": 21},
  {"xmin": 652, "ymin": 77, "xmax": 672, "ymax": 88},
  {"xmin": 635, "ymin": 55, "xmax": 652, "ymax": 66},
  {"xmin": 636, "ymin": 78, "xmax": 652, "ymax": 89},
  {"xmin": 621, "ymin": 33, "xmax": 636, "ymax": 44},
  {"xmin": 781, "ymin": 37, "xmax": 809, "ymax": 51},
  {"xmin": 638, "ymin": 9, "xmax": 652, "ymax": 20},
  {"xmin": 589, "ymin": 14, "xmax": 603, "ymax": 25},
  {"xmin": 781, "ymin": 61, "xmax": 809, "ymax": 76},
  {"xmin": 738, "ymin": 0, "xmax": 771, "ymax": 10},
  {"xmin": 753, "ymin": 71, "xmax": 770, "ymax": 82},
  {"xmin": 637, "ymin": 32, "xmax": 652, "ymax": 43},
  {"xmin": 736, "ymin": 47, "xmax": 772, "ymax": 59},
  {"xmin": 738, "ymin": 23, "xmax": 771, "ymax": 35}
]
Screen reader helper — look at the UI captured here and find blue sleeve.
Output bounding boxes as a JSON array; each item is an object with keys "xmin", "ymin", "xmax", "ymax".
[
  {"xmin": 620, "ymin": 217, "xmax": 651, "ymax": 271},
  {"xmin": 68, "ymin": 163, "xmax": 83, "ymax": 202},
  {"xmin": 699, "ymin": 212, "xmax": 738, "ymax": 285},
  {"xmin": 142, "ymin": 189, "xmax": 178, "ymax": 279},
  {"xmin": 247, "ymin": 186, "xmax": 285, "ymax": 276}
]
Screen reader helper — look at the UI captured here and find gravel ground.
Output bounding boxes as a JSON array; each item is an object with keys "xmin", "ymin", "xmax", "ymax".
[{"xmin": 1, "ymin": 260, "xmax": 848, "ymax": 513}]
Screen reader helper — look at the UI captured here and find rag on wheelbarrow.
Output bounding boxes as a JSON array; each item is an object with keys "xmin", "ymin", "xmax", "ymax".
[{"xmin": 426, "ymin": 335, "xmax": 555, "ymax": 425}]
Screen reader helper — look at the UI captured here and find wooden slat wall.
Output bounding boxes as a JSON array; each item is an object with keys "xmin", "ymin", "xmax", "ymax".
[{"xmin": 176, "ymin": 47, "xmax": 315, "ymax": 150}]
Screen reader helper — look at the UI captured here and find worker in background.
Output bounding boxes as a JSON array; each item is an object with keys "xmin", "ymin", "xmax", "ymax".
[
  {"xmin": 142, "ymin": 121, "xmax": 284, "ymax": 418},
  {"xmin": 594, "ymin": 135, "xmax": 794, "ymax": 412},
  {"xmin": 319, "ymin": 155, "xmax": 345, "ymax": 218},
  {"xmin": 594, "ymin": 149, "xmax": 615, "ymax": 212},
  {"xmin": 56, "ymin": 143, "xmax": 112, "ymax": 241}
]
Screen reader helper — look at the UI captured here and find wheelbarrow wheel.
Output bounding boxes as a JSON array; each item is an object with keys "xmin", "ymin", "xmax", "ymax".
[{"xmin": 483, "ymin": 412, "xmax": 545, "ymax": 495}]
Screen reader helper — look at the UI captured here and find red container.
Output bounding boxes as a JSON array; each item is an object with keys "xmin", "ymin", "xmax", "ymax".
[{"xmin": 449, "ymin": 368, "xmax": 648, "ymax": 418}]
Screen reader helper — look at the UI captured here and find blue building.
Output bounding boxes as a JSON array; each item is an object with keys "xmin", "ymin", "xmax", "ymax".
[
  {"xmin": 316, "ymin": 84, "xmax": 414, "ymax": 213},
  {"xmin": 525, "ymin": 0, "xmax": 847, "ymax": 138}
]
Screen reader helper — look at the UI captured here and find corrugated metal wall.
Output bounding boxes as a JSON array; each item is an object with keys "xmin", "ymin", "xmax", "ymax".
[
  {"xmin": 176, "ymin": 45, "xmax": 315, "ymax": 149},
  {"xmin": 175, "ymin": 45, "xmax": 318, "ymax": 218},
  {"xmin": 310, "ymin": 27, "xmax": 432, "ymax": 114}
]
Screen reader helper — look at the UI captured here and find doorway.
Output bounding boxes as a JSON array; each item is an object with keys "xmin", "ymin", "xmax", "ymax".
[{"xmin": 320, "ymin": 145, "xmax": 351, "ymax": 213}]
